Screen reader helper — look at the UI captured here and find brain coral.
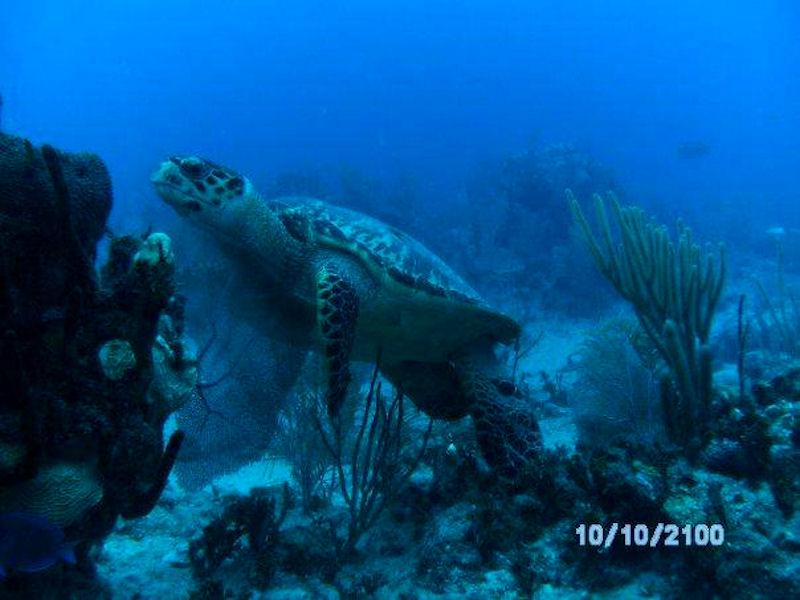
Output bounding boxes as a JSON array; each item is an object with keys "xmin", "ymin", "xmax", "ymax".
[
  {"xmin": 0, "ymin": 461, "xmax": 103, "ymax": 528},
  {"xmin": 98, "ymin": 339, "xmax": 137, "ymax": 381}
]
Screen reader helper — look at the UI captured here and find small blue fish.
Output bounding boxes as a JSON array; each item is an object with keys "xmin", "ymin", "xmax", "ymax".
[
  {"xmin": 676, "ymin": 140, "xmax": 711, "ymax": 159},
  {"xmin": 0, "ymin": 512, "xmax": 76, "ymax": 578}
]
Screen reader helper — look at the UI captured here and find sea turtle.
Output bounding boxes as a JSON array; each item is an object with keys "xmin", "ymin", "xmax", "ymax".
[{"xmin": 151, "ymin": 156, "xmax": 541, "ymax": 473}]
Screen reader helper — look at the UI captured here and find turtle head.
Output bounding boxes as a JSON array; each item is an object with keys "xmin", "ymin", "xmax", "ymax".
[
  {"xmin": 151, "ymin": 156, "xmax": 249, "ymax": 222},
  {"xmin": 152, "ymin": 155, "xmax": 294, "ymax": 274}
]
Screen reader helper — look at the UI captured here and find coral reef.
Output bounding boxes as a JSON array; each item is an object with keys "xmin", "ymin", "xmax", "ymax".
[
  {"xmin": 0, "ymin": 132, "xmax": 194, "ymax": 591},
  {"xmin": 571, "ymin": 317, "xmax": 663, "ymax": 446},
  {"xmin": 92, "ymin": 308, "xmax": 798, "ymax": 600},
  {"xmin": 188, "ymin": 484, "xmax": 293, "ymax": 590},
  {"xmin": 0, "ymin": 461, "xmax": 103, "ymax": 529},
  {"xmin": 570, "ymin": 191, "xmax": 726, "ymax": 456},
  {"xmin": 438, "ymin": 143, "xmax": 618, "ymax": 317},
  {"xmin": 313, "ymin": 365, "xmax": 432, "ymax": 555},
  {"xmin": 3, "ymin": 132, "xmax": 794, "ymax": 598}
]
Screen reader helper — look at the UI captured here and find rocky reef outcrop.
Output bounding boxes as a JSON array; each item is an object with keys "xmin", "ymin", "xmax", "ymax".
[{"xmin": 0, "ymin": 132, "xmax": 195, "ymax": 593}]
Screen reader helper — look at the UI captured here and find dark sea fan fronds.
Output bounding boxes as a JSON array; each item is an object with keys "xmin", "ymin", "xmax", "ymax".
[
  {"xmin": 274, "ymin": 382, "xmax": 334, "ymax": 515},
  {"xmin": 754, "ymin": 280, "xmax": 800, "ymax": 358},
  {"xmin": 313, "ymin": 364, "xmax": 432, "ymax": 555},
  {"xmin": 751, "ymin": 230, "xmax": 800, "ymax": 357}
]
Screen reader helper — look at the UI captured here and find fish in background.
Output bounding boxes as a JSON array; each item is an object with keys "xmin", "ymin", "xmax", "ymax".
[
  {"xmin": 766, "ymin": 226, "xmax": 800, "ymax": 240},
  {"xmin": 0, "ymin": 93, "xmax": 3, "ymax": 131},
  {"xmin": 676, "ymin": 140, "xmax": 711, "ymax": 159},
  {"xmin": 0, "ymin": 512, "xmax": 76, "ymax": 579}
]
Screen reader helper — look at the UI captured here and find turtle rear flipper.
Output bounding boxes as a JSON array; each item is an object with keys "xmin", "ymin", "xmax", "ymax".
[
  {"xmin": 317, "ymin": 263, "xmax": 360, "ymax": 416},
  {"xmin": 457, "ymin": 365, "xmax": 542, "ymax": 476}
]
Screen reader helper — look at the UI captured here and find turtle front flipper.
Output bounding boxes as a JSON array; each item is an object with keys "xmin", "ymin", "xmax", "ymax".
[
  {"xmin": 456, "ymin": 364, "xmax": 542, "ymax": 477},
  {"xmin": 317, "ymin": 263, "xmax": 360, "ymax": 416}
]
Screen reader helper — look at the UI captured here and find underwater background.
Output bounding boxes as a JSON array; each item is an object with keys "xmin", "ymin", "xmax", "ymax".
[{"xmin": 1, "ymin": 1, "xmax": 799, "ymax": 598}]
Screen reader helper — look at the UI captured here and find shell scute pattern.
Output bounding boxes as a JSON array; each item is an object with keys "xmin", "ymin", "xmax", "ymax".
[
  {"xmin": 268, "ymin": 198, "xmax": 482, "ymax": 304},
  {"xmin": 278, "ymin": 210, "xmax": 311, "ymax": 242}
]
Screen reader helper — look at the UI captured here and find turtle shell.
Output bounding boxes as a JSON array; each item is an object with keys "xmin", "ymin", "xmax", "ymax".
[{"xmin": 269, "ymin": 197, "xmax": 485, "ymax": 306}]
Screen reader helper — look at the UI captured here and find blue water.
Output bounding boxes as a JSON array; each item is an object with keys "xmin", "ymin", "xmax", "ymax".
[
  {"xmin": 2, "ymin": 2, "xmax": 800, "ymax": 597},
  {"xmin": 2, "ymin": 1, "xmax": 798, "ymax": 235}
]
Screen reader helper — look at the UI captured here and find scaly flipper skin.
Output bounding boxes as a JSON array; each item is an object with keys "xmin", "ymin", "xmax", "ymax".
[
  {"xmin": 317, "ymin": 263, "xmax": 360, "ymax": 416},
  {"xmin": 457, "ymin": 364, "xmax": 543, "ymax": 477}
]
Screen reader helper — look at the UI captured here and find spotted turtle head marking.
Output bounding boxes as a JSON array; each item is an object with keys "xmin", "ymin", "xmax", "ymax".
[{"xmin": 151, "ymin": 156, "xmax": 247, "ymax": 218}]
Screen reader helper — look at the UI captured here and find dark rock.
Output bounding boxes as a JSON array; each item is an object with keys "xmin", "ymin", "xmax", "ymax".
[{"xmin": 702, "ymin": 439, "xmax": 750, "ymax": 478}]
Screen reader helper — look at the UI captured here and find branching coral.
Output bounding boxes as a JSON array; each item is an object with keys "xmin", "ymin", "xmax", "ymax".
[
  {"xmin": 569, "ymin": 191, "xmax": 725, "ymax": 455},
  {"xmin": 188, "ymin": 484, "xmax": 293, "ymax": 588}
]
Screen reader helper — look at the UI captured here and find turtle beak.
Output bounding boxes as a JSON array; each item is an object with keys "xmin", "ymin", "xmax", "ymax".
[
  {"xmin": 150, "ymin": 160, "xmax": 170, "ymax": 184},
  {"xmin": 151, "ymin": 160, "xmax": 183, "ymax": 189},
  {"xmin": 151, "ymin": 160, "xmax": 202, "ymax": 216}
]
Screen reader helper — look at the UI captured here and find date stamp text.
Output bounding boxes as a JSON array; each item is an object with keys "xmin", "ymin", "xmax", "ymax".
[{"xmin": 575, "ymin": 523, "xmax": 725, "ymax": 548}]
